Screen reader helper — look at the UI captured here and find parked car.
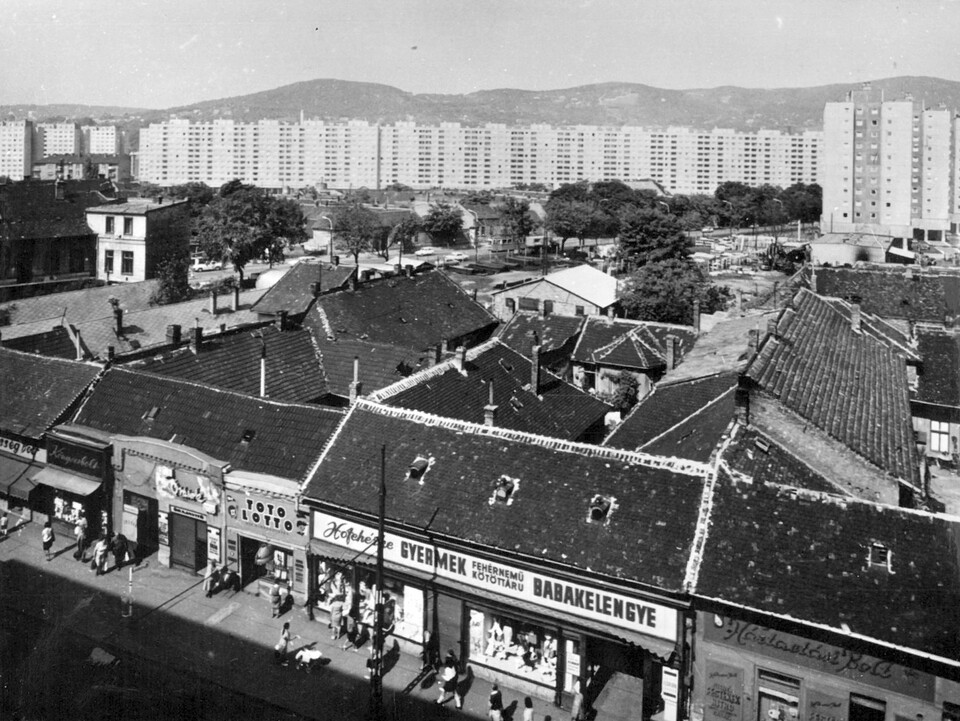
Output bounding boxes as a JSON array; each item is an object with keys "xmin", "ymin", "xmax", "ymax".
[
  {"xmin": 415, "ymin": 246, "xmax": 440, "ymax": 257},
  {"xmin": 446, "ymin": 251, "xmax": 470, "ymax": 263},
  {"xmin": 191, "ymin": 256, "xmax": 223, "ymax": 272}
]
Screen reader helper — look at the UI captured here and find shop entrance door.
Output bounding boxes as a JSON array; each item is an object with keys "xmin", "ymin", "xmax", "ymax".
[
  {"xmin": 239, "ymin": 535, "xmax": 269, "ymax": 589},
  {"xmin": 169, "ymin": 512, "xmax": 206, "ymax": 572},
  {"xmin": 122, "ymin": 491, "xmax": 157, "ymax": 557}
]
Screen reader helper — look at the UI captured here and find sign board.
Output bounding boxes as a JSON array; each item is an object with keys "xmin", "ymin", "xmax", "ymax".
[
  {"xmin": 312, "ymin": 511, "xmax": 677, "ymax": 641},
  {"xmin": 703, "ymin": 661, "xmax": 744, "ymax": 721},
  {"xmin": 0, "ymin": 434, "xmax": 45, "ymax": 463},
  {"xmin": 47, "ymin": 434, "xmax": 107, "ymax": 478}
]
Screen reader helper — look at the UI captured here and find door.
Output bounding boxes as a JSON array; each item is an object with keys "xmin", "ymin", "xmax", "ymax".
[
  {"xmin": 169, "ymin": 512, "xmax": 206, "ymax": 572},
  {"xmin": 434, "ymin": 591, "xmax": 464, "ymax": 666}
]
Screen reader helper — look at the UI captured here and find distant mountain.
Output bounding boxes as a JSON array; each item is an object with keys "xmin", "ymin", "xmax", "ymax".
[
  {"xmin": 5, "ymin": 77, "xmax": 960, "ymax": 132},
  {"xmin": 0, "ymin": 104, "xmax": 151, "ymax": 122}
]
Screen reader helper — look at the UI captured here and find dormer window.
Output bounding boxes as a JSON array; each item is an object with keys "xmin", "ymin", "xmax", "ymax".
[
  {"xmin": 143, "ymin": 405, "xmax": 160, "ymax": 421},
  {"xmin": 588, "ymin": 494, "xmax": 616, "ymax": 524},
  {"xmin": 240, "ymin": 429, "xmax": 256, "ymax": 444},
  {"xmin": 489, "ymin": 475, "xmax": 519, "ymax": 505},
  {"xmin": 867, "ymin": 542, "xmax": 894, "ymax": 572},
  {"xmin": 406, "ymin": 456, "xmax": 431, "ymax": 485}
]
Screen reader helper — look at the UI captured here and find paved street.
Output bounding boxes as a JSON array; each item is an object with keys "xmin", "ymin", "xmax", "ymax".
[{"xmin": 0, "ymin": 520, "xmax": 572, "ymax": 721}]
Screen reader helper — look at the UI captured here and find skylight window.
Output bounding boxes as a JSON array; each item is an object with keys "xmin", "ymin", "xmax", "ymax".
[
  {"xmin": 488, "ymin": 475, "xmax": 520, "ymax": 505},
  {"xmin": 241, "ymin": 429, "xmax": 256, "ymax": 444},
  {"xmin": 405, "ymin": 456, "xmax": 434, "ymax": 485},
  {"xmin": 867, "ymin": 542, "xmax": 894, "ymax": 573},
  {"xmin": 587, "ymin": 494, "xmax": 618, "ymax": 524}
]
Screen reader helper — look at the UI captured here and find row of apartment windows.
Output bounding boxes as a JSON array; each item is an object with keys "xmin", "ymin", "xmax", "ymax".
[
  {"xmin": 104, "ymin": 217, "xmax": 134, "ymax": 236},
  {"xmin": 103, "ymin": 249, "xmax": 134, "ymax": 276}
]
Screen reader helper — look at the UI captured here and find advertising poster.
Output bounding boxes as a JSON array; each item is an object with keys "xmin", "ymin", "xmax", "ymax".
[{"xmin": 704, "ymin": 661, "xmax": 744, "ymax": 721}]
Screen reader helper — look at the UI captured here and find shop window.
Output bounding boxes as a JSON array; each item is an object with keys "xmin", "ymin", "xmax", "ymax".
[
  {"xmin": 757, "ymin": 669, "xmax": 800, "ymax": 721},
  {"xmin": 849, "ymin": 694, "xmax": 885, "ymax": 721},
  {"xmin": 468, "ymin": 607, "xmax": 557, "ymax": 687},
  {"xmin": 930, "ymin": 420, "xmax": 950, "ymax": 454}
]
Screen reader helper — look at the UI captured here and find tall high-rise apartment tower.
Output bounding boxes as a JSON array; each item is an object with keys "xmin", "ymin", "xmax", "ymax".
[{"xmin": 821, "ymin": 84, "xmax": 960, "ymax": 241}]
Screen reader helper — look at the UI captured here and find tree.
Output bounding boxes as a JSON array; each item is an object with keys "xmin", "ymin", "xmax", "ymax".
[
  {"xmin": 331, "ymin": 203, "xmax": 381, "ymax": 266},
  {"xmin": 422, "ymin": 201, "xmax": 464, "ymax": 246},
  {"xmin": 611, "ymin": 371, "xmax": 641, "ymax": 413},
  {"xmin": 149, "ymin": 254, "xmax": 193, "ymax": 306},
  {"xmin": 617, "ymin": 207, "xmax": 691, "ymax": 266},
  {"xmin": 195, "ymin": 184, "xmax": 307, "ymax": 281},
  {"xmin": 499, "ymin": 197, "xmax": 537, "ymax": 246},
  {"xmin": 620, "ymin": 259, "xmax": 731, "ymax": 324},
  {"xmin": 82, "ymin": 155, "xmax": 99, "ymax": 180},
  {"xmin": 780, "ymin": 183, "xmax": 822, "ymax": 224},
  {"xmin": 544, "ymin": 199, "xmax": 596, "ymax": 254},
  {"xmin": 382, "ymin": 215, "xmax": 422, "ymax": 260},
  {"xmin": 548, "ymin": 181, "xmax": 591, "ymax": 204}
]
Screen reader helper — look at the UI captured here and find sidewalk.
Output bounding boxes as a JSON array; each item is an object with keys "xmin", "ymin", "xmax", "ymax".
[{"xmin": 0, "ymin": 521, "xmax": 571, "ymax": 721}]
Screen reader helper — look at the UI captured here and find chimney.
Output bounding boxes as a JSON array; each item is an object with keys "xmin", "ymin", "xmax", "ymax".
[
  {"xmin": 349, "ymin": 356, "xmax": 363, "ymax": 403},
  {"xmin": 157, "ymin": 195, "xmax": 163, "ymax": 204},
  {"xmin": 113, "ymin": 307, "xmax": 123, "ymax": 336},
  {"xmin": 606, "ymin": 306, "xmax": 615, "ymax": 318},
  {"xmin": 74, "ymin": 328, "xmax": 83, "ymax": 361},
  {"xmin": 453, "ymin": 345, "xmax": 467, "ymax": 373},
  {"xmin": 232, "ymin": 285, "xmax": 240, "ymax": 311},
  {"xmin": 665, "ymin": 334, "xmax": 677, "ymax": 370},
  {"xmin": 333, "ymin": 255, "xmax": 340, "ymax": 266},
  {"xmin": 431, "ymin": 342, "xmax": 443, "ymax": 367},
  {"xmin": 531, "ymin": 344, "xmax": 542, "ymax": 394},
  {"xmin": 349, "ymin": 271, "xmax": 357, "ymax": 291},
  {"xmin": 55, "ymin": 178, "xmax": 64, "ymax": 200},
  {"xmin": 209, "ymin": 290, "xmax": 218, "ymax": 315},
  {"xmin": 277, "ymin": 310, "xmax": 288, "ymax": 331},
  {"xmin": 851, "ymin": 303, "xmax": 862, "ymax": 333},
  {"xmin": 107, "ymin": 345, "xmax": 115, "ymax": 361},
  {"xmin": 484, "ymin": 381, "xmax": 498, "ymax": 427},
  {"xmin": 405, "ymin": 264, "xmax": 413, "ymax": 278},
  {"xmin": 260, "ymin": 335, "xmax": 267, "ymax": 397},
  {"xmin": 810, "ymin": 263, "xmax": 817, "ymax": 292},
  {"xmin": 316, "ymin": 263, "xmax": 323, "ymax": 296},
  {"xmin": 692, "ymin": 300, "xmax": 701, "ymax": 334},
  {"xmin": 166, "ymin": 324, "xmax": 182, "ymax": 345},
  {"xmin": 193, "ymin": 322, "xmax": 203, "ymax": 352},
  {"xmin": 309, "ymin": 282, "xmax": 318, "ymax": 297}
]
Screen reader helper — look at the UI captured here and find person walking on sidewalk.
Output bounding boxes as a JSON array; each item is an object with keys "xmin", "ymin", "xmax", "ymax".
[
  {"xmin": 488, "ymin": 683, "xmax": 504, "ymax": 721},
  {"xmin": 523, "ymin": 696, "xmax": 534, "ymax": 721},
  {"xmin": 1, "ymin": 511, "xmax": 9, "ymax": 539},
  {"xmin": 111, "ymin": 533, "xmax": 129, "ymax": 571},
  {"xmin": 437, "ymin": 652, "xmax": 462, "ymax": 708},
  {"xmin": 73, "ymin": 515, "xmax": 87, "ymax": 560},
  {"xmin": 274, "ymin": 622, "xmax": 298, "ymax": 665},
  {"xmin": 92, "ymin": 534, "xmax": 109, "ymax": 575},
  {"xmin": 203, "ymin": 559, "xmax": 218, "ymax": 597},
  {"xmin": 328, "ymin": 592, "xmax": 344, "ymax": 641},
  {"xmin": 41, "ymin": 521, "xmax": 55, "ymax": 561},
  {"xmin": 270, "ymin": 582, "xmax": 282, "ymax": 618}
]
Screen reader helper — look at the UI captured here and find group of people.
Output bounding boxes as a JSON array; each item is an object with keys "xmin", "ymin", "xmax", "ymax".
[
  {"xmin": 71, "ymin": 516, "xmax": 131, "ymax": 575},
  {"xmin": 202, "ymin": 560, "xmax": 240, "ymax": 598},
  {"xmin": 320, "ymin": 575, "xmax": 395, "ymax": 653}
]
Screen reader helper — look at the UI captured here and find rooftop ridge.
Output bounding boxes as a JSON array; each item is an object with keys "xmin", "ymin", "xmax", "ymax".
[
  {"xmin": 683, "ymin": 453, "xmax": 720, "ymax": 592},
  {"xmin": 638, "ymin": 385, "xmax": 736, "ymax": 451},
  {"xmin": 356, "ymin": 398, "xmax": 713, "ymax": 477}
]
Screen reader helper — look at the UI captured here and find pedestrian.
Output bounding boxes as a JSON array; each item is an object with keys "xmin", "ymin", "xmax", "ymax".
[
  {"xmin": 364, "ymin": 644, "xmax": 378, "ymax": 680},
  {"xmin": 1, "ymin": 511, "xmax": 9, "ymax": 539},
  {"xmin": 488, "ymin": 683, "xmax": 503, "ymax": 721},
  {"xmin": 203, "ymin": 559, "xmax": 218, "ymax": 597},
  {"xmin": 523, "ymin": 696, "xmax": 534, "ymax": 721},
  {"xmin": 437, "ymin": 652, "xmax": 462, "ymax": 708},
  {"xmin": 274, "ymin": 621, "xmax": 296, "ymax": 665},
  {"xmin": 270, "ymin": 582, "xmax": 282, "ymax": 618},
  {"xmin": 218, "ymin": 566, "xmax": 239, "ymax": 595},
  {"xmin": 41, "ymin": 521, "xmax": 55, "ymax": 561},
  {"xmin": 73, "ymin": 515, "xmax": 87, "ymax": 560},
  {"xmin": 92, "ymin": 534, "xmax": 109, "ymax": 575},
  {"xmin": 328, "ymin": 592, "xmax": 345, "ymax": 641},
  {"xmin": 570, "ymin": 679, "xmax": 584, "ymax": 721},
  {"xmin": 111, "ymin": 533, "xmax": 128, "ymax": 571}
]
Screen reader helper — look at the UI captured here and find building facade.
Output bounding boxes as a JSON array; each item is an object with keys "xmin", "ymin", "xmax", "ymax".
[
  {"xmin": 0, "ymin": 120, "xmax": 32, "ymax": 180},
  {"xmin": 137, "ymin": 119, "xmax": 822, "ymax": 195},
  {"xmin": 821, "ymin": 85, "xmax": 960, "ymax": 240}
]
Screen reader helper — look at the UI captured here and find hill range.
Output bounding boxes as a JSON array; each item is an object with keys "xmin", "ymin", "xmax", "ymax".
[{"xmin": 4, "ymin": 76, "xmax": 960, "ymax": 132}]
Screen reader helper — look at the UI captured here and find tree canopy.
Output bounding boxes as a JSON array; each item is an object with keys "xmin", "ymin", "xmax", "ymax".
[
  {"xmin": 620, "ymin": 259, "xmax": 731, "ymax": 324},
  {"xmin": 149, "ymin": 254, "xmax": 193, "ymax": 306},
  {"xmin": 195, "ymin": 182, "xmax": 306, "ymax": 280},
  {"xmin": 421, "ymin": 201, "xmax": 464, "ymax": 246},
  {"xmin": 499, "ymin": 197, "xmax": 537, "ymax": 244},
  {"xmin": 332, "ymin": 203, "xmax": 381, "ymax": 265},
  {"xmin": 617, "ymin": 207, "xmax": 691, "ymax": 266}
]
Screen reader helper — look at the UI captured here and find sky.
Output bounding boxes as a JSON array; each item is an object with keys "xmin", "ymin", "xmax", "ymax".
[{"xmin": 2, "ymin": 0, "xmax": 960, "ymax": 109}]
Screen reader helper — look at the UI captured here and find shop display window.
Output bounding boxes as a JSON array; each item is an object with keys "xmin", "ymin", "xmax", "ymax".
[
  {"xmin": 848, "ymin": 695, "xmax": 885, "ymax": 721},
  {"xmin": 468, "ymin": 607, "xmax": 557, "ymax": 686},
  {"xmin": 53, "ymin": 495, "xmax": 84, "ymax": 525},
  {"xmin": 356, "ymin": 570, "xmax": 425, "ymax": 642},
  {"xmin": 757, "ymin": 670, "xmax": 800, "ymax": 721}
]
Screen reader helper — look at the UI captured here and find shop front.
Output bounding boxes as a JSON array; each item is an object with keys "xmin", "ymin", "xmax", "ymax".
[
  {"xmin": 222, "ymin": 469, "xmax": 308, "ymax": 605},
  {"xmin": 692, "ymin": 613, "xmax": 956, "ymax": 721},
  {"xmin": 110, "ymin": 435, "xmax": 225, "ymax": 572},
  {"xmin": 31, "ymin": 426, "xmax": 111, "ymax": 537},
  {"xmin": 309, "ymin": 510, "xmax": 684, "ymax": 714},
  {"xmin": 0, "ymin": 431, "xmax": 46, "ymax": 523}
]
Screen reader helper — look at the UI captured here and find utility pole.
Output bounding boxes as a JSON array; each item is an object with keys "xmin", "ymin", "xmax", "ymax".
[{"xmin": 368, "ymin": 444, "xmax": 386, "ymax": 720}]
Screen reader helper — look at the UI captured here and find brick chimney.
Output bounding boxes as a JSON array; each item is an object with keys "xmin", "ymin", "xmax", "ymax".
[
  {"xmin": 851, "ymin": 303, "xmax": 862, "ymax": 333},
  {"xmin": 692, "ymin": 300, "xmax": 701, "ymax": 334},
  {"xmin": 349, "ymin": 356, "xmax": 363, "ymax": 403},
  {"xmin": 192, "ymin": 322, "xmax": 203, "ymax": 352},
  {"xmin": 483, "ymin": 381, "xmax": 498, "ymax": 427},
  {"xmin": 74, "ymin": 328, "xmax": 83, "ymax": 361},
  {"xmin": 665, "ymin": 334, "xmax": 677, "ymax": 370},
  {"xmin": 277, "ymin": 310, "xmax": 288, "ymax": 331},
  {"xmin": 107, "ymin": 345, "xmax": 115, "ymax": 361},
  {"xmin": 260, "ymin": 334, "xmax": 267, "ymax": 397},
  {"xmin": 231, "ymin": 286, "xmax": 240, "ymax": 311},
  {"xmin": 405, "ymin": 265, "xmax": 413, "ymax": 278},
  {"xmin": 430, "ymin": 342, "xmax": 443, "ymax": 367},
  {"xmin": 166, "ymin": 324, "xmax": 182, "ymax": 345},
  {"xmin": 530, "ymin": 344, "xmax": 542, "ymax": 394},
  {"xmin": 309, "ymin": 282, "xmax": 318, "ymax": 297},
  {"xmin": 55, "ymin": 178, "xmax": 64, "ymax": 201},
  {"xmin": 113, "ymin": 307, "xmax": 123, "ymax": 336},
  {"xmin": 209, "ymin": 290, "xmax": 218, "ymax": 315},
  {"xmin": 453, "ymin": 346, "xmax": 467, "ymax": 373},
  {"xmin": 348, "ymin": 270, "xmax": 357, "ymax": 291}
]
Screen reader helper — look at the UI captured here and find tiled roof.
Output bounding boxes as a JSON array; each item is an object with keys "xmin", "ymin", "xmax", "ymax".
[
  {"xmin": 915, "ymin": 328, "xmax": 960, "ymax": 407},
  {"xmin": 0, "ymin": 279, "xmax": 160, "ymax": 327},
  {"xmin": 0, "ymin": 288, "xmax": 268, "ymax": 360},
  {"xmin": 694, "ymin": 478, "xmax": 960, "ymax": 662},
  {"xmin": 251, "ymin": 261, "xmax": 355, "ymax": 316},
  {"xmin": 572, "ymin": 316, "xmax": 697, "ymax": 370},
  {"xmin": 0, "ymin": 179, "xmax": 118, "ymax": 241},
  {"xmin": 312, "ymin": 335, "xmax": 428, "ymax": 398},
  {"xmin": 814, "ymin": 264, "xmax": 960, "ymax": 323},
  {"xmin": 664, "ymin": 311, "xmax": 775, "ymax": 383},
  {"xmin": 302, "ymin": 270, "xmax": 498, "ymax": 351},
  {"xmin": 496, "ymin": 312, "xmax": 585, "ymax": 355},
  {"xmin": 719, "ymin": 425, "xmax": 843, "ymax": 494},
  {"xmin": 0, "ymin": 348, "xmax": 102, "ymax": 439},
  {"xmin": 369, "ymin": 339, "xmax": 612, "ymax": 441},
  {"xmin": 302, "ymin": 400, "xmax": 710, "ymax": 590},
  {"xmin": 72, "ymin": 368, "xmax": 344, "ymax": 480},
  {"xmin": 605, "ymin": 372, "xmax": 737, "ymax": 461},
  {"xmin": 1, "ymin": 325, "xmax": 81, "ymax": 360},
  {"xmin": 131, "ymin": 326, "xmax": 328, "ymax": 403},
  {"xmin": 745, "ymin": 288, "xmax": 919, "ymax": 484}
]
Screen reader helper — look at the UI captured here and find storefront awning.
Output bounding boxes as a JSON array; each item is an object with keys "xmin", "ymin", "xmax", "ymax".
[
  {"xmin": 31, "ymin": 466, "xmax": 101, "ymax": 497},
  {"xmin": 0, "ymin": 454, "xmax": 42, "ymax": 499}
]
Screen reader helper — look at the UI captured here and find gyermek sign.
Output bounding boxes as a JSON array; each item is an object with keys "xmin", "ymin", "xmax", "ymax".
[
  {"xmin": 47, "ymin": 435, "xmax": 107, "ymax": 478},
  {"xmin": 313, "ymin": 511, "xmax": 677, "ymax": 641}
]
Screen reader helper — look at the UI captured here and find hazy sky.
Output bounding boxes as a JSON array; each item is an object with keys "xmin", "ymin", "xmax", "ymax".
[{"xmin": 2, "ymin": 0, "xmax": 959, "ymax": 109}]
